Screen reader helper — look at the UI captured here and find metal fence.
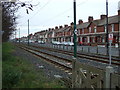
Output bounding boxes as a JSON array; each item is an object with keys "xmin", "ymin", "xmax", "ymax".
[{"xmin": 39, "ymin": 44, "xmax": 119, "ymax": 57}]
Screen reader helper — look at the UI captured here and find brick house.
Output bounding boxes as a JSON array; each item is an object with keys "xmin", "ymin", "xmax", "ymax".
[
  {"xmin": 77, "ymin": 10, "xmax": 120, "ymax": 46},
  {"xmin": 29, "ymin": 10, "xmax": 119, "ymax": 47},
  {"xmin": 34, "ymin": 30, "xmax": 46, "ymax": 42}
]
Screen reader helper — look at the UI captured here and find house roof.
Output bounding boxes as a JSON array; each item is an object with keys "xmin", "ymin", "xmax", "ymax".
[
  {"xmin": 97, "ymin": 15, "xmax": 118, "ymax": 26},
  {"xmin": 76, "ymin": 22, "xmax": 90, "ymax": 29},
  {"xmin": 76, "ymin": 15, "xmax": 118, "ymax": 29}
]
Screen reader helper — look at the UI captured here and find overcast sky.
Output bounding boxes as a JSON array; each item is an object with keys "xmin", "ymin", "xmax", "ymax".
[{"xmin": 15, "ymin": 0, "xmax": 120, "ymax": 38}]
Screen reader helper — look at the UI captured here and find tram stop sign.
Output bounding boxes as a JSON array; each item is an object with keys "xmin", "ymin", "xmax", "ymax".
[{"xmin": 108, "ymin": 34, "xmax": 113, "ymax": 43}]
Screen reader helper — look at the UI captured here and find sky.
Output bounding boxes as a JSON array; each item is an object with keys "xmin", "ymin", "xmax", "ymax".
[{"xmin": 15, "ymin": 0, "xmax": 120, "ymax": 38}]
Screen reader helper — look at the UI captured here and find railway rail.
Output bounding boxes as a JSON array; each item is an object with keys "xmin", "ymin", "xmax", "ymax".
[
  {"xmin": 17, "ymin": 44, "xmax": 72, "ymax": 73},
  {"xmin": 16, "ymin": 44, "xmax": 73, "ymax": 87},
  {"xmin": 15, "ymin": 43, "xmax": 120, "ymax": 88},
  {"xmin": 22, "ymin": 43, "xmax": 120, "ymax": 66}
]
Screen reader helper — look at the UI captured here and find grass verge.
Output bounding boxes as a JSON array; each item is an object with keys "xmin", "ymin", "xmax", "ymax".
[{"xmin": 2, "ymin": 42, "xmax": 66, "ymax": 88}]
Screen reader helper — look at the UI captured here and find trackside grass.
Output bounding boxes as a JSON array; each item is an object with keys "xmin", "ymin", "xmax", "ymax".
[{"xmin": 2, "ymin": 42, "xmax": 66, "ymax": 88}]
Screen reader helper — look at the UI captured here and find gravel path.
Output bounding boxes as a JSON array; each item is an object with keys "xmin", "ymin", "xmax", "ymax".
[{"xmin": 12, "ymin": 45, "xmax": 70, "ymax": 81}]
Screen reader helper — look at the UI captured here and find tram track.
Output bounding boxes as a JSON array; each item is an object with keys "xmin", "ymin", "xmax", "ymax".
[
  {"xmin": 15, "ymin": 43, "xmax": 120, "ymax": 87},
  {"xmin": 27, "ymin": 44, "xmax": 120, "ymax": 66},
  {"xmin": 17, "ymin": 44, "xmax": 72, "ymax": 73}
]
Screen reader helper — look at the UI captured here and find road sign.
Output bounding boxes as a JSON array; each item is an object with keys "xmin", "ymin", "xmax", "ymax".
[
  {"xmin": 74, "ymin": 29, "xmax": 77, "ymax": 35},
  {"xmin": 108, "ymin": 34, "xmax": 113, "ymax": 41}
]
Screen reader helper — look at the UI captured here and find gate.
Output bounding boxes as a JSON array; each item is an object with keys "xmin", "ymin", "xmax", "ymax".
[{"xmin": 72, "ymin": 58, "xmax": 120, "ymax": 89}]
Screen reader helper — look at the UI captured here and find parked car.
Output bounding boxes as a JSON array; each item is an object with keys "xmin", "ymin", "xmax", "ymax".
[
  {"xmin": 38, "ymin": 41, "xmax": 45, "ymax": 44},
  {"xmin": 61, "ymin": 42, "xmax": 74, "ymax": 46},
  {"xmin": 67, "ymin": 42, "xmax": 74, "ymax": 46},
  {"xmin": 52, "ymin": 41, "xmax": 61, "ymax": 45}
]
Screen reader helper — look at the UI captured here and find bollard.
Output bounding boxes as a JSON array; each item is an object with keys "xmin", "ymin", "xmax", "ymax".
[{"xmin": 105, "ymin": 66, "xmax": 114, "ymax": 88}]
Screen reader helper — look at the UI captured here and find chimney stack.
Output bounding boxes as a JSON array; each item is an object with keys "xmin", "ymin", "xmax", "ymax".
[
  {"xmin": 70, "ymin": 22, "xmax": 74, "ymax": 26},
  {"xmin": 88, "ymin": 16, "xmax": 93, "ymax": 22},
  {"xmin": 64, "ymin": 24, "xmax": 68, "ymax": 27},
  {"xmin": 118, "ymin": 10, "xmax": 120, "ymax": 16},
  {"xmin": 52, "ymin": 28, "xmax": 54, "ymax": 30},
  {"xmin": 59, "ymin": 26, "xmax": 63, "ymax": 29},
  {"xmin": 78, "ymin": 19, "xmax": 83, "ymax": 24},
  {"xmin": 100, "ymin": 15, "xmax": 107, "ymax": 19},
  {"xmin": 49, "ymin": 28, "xmax": 51, "ymax": 31},
  {"xmin": 55, "ymin": 26, "xmax": 58, "ymax": 29}
]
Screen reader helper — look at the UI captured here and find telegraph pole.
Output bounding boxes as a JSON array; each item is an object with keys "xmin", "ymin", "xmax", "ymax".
[
  {"xmin": 73, "ymin": 0, "xmax": 77, "ymax": 58},
  {"xmin": 106, "ymin": 0, "xmax": 109, "ymax": 56},
  {"xmin": 28, "ymin": 19, "xmax": 29, "ymax": 46}
]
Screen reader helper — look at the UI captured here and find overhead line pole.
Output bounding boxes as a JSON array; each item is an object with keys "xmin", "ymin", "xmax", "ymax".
[
  {"xmin": 73, "ymin": 0, "xmax": 77, "ymax": 58},
  {"xmin": 106, "ymin": 0, "xmax": 109, "ymax": 56},
  {"xmin": 28, "ymin": 19, "xmax": 29, "ymax": 46},
  {"xmin": 19, "ymin": 28, "xmax": 20, "ymax": 43}
]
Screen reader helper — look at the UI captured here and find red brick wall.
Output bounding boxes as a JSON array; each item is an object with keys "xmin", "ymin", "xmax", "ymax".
[
  {"xmin": 97, "ymin": 26, "xmax": 104, "ymax": 33},
  {"xmin": 114, "ymin": 23, "xmax": 119, "ymax": 31}
]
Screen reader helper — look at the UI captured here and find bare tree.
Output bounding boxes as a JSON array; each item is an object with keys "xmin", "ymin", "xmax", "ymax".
[{"xmin": 1, "ymin": 1, "xmax": 33, "ymax": 42}]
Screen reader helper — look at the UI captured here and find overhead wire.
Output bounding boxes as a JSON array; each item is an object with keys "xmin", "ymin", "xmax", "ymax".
[
  {"xmin": 29, "ymin": 0, "xmax": 52, "ymax": 20},
  {"xmin": 18, "ymin": 0, "xmax": 88, "ymax": 30},
  {"xmin": 41, "ymin": 0, "xmax": 89, "ymax": 25},
  {"xmin": 17, "ymin": 0, "xmax": 46, "ymax": 26}
]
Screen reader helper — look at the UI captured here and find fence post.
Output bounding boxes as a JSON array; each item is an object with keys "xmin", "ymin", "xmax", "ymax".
[
  {"xmin": 82, "ymin": 47, "xmax": 83, "ymax": 52},
  {"xmin": 105, "ymin": 66, "xmax": 114, "ymax": 88},
  {"xmin": 72, "ymin": 57, "xmax": 76, "ymax": 88},
  {"xmin": 88, "ymin": 46, "xmax": 90, "ymax": 53},
  {"xmin": 97, "ymin": 47, "xmax": 98, "ymax": 54}
]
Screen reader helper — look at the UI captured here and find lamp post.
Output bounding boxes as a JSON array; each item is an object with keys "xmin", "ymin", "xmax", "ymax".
[{"xmin": 73, "ymin": 0, "xmax": 77, "ymax": 58}]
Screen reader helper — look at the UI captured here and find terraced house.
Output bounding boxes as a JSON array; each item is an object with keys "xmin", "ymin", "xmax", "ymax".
[
  {"xmin": 77, "ymin": 10, "xmax": 120, "ymax": 46},
  {"xmin": 24, "ymin": 10, "xmax": 120, "ymax": 47}
]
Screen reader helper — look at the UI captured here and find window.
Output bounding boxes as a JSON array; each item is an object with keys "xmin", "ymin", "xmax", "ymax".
[
  {"xmin": 102, "ymin": 37, "xmax": 105, "ymax": 43},
  {"xmin": 104, "ymin": 25, "xmax": 106, "ymax": 33},
  {"xmin": 82, "ymin": 29, "xmax": 84, "ymax": 34},
  {"xmin": 111, "ymin": 24, "xmax": 114, "ymax": 32},
  {"xmin": 94, "ymin": 26, "xmax": 97, "ymax": 33},
  {"xmin": 89, "ymin": 27, "xmax": 91, "ymax": 33}
]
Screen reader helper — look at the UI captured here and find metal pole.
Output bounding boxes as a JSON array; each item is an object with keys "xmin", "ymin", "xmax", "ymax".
[
  {"xmin": 73, "ymin": 0, "xmax": 77, "ymax": 58},
  {"xmin": 106, "ymin": 0, "xmax": 109, "ymax": 56},
  {"xmin": 28, "ymin": 19, "xmax": 29, "ymax": 46},
  {"xmin": 19, "ymin": 28, "xmax": 20, "ymax": 43},
  {"xmin": 15, "ymin": 31, "xmax": 16, "ymax": 42},
  {"xmin": 109, "ymin": 41, "xmax": 112, "ymax": 65}
]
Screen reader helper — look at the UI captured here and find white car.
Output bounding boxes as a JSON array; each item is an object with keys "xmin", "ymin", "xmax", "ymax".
[
  {"xmin": 38, "ymin": 41, "xmax": 45, "ymax": 44},
  {"xmin": 61, "ymin": 42, "xmax": 74, "ymax": 46},
  {"xmin": 67, "ymin": 42, "xmax": 74, "ymax": 46},
  {"xmin": 52, "ymin": 41, "xmax": 61, "ymax": 45}
]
